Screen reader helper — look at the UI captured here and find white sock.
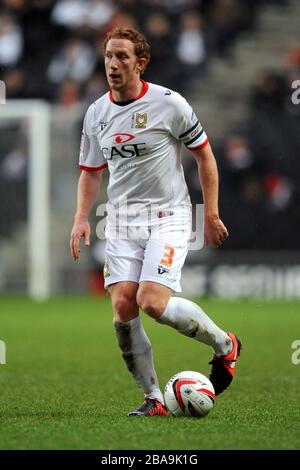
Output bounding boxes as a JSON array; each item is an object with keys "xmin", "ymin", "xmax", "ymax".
[
  {"xmin": 158, "ymin": 297, "xmax": 232, "ymax": 356},
  {"xmin": 114, "ymin": 316, "xmax": 164, "ymax": 404}
]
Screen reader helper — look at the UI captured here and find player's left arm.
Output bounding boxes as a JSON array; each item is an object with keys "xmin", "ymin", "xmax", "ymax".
[{"xmin": 190, "ymin": 142, "xmax": 228, "ymax": 248}]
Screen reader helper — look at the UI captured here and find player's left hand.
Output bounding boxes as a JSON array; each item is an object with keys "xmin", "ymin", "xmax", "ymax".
[{"xmin": 204, "ymin": 214, "xmax": 228, "ymax": 248}]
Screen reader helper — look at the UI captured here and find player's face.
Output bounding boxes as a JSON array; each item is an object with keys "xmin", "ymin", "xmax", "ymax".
[{"xmin": 105, "ymin": 39, "xmax": 141, "ymax": 91}]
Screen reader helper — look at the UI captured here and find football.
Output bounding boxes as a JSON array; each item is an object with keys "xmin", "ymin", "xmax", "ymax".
[{"xmin": 164, "ymin": 371, "xmax": 215, "ymax": 418}]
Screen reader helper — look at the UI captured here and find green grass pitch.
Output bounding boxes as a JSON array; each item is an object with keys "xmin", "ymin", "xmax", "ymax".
[{"xmin": 0, "ymin": 296, "xmax": 299, "ymax": 450}]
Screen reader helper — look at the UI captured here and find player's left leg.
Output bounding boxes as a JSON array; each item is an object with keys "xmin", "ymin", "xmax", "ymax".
[
  {"xmin": 137, "ymin": 281, "xmax": 232, "ymax": 356},
  {"xmin": 137, "ymin": 237, "xmax": 241, "ymax": 396}
]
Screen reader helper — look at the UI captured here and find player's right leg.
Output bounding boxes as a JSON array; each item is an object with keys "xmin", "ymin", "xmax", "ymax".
[
  {"xmin": 109, "ymin": 282, "xmax": 167, "ymax": 416},
  {"xmin": 104, "ymin": 234, "xmax": 168, "ymax": 416}
]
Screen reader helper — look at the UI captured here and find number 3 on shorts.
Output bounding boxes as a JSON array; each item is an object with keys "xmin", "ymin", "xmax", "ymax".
[{"xmin": 160, "ymin": 245, "xmax": 175, "ymax": 267}]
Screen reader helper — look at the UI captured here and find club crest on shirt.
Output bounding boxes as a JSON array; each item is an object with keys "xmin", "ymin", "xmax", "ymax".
[{"xmin": 134, "ymin": 112, "xmax": 148, "ymax": 129}]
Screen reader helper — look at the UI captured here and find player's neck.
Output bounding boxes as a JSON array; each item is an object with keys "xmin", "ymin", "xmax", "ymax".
[{"xmin": 111, "ymin": 79, "xmax": 144, "ymax": 103}]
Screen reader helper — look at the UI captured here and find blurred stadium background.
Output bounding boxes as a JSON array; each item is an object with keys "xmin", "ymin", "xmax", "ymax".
[{"xmin": 0, "ymin": 0, "xmax": 300, "ymax": 299}]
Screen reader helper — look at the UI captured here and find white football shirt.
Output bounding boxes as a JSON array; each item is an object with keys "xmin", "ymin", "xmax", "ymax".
[{"xmin": 79, "ymin": 80, "xmax": 208, "ymax": 225}]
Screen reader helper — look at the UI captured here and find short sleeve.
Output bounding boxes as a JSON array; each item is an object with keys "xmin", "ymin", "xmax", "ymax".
[
  {"xmin": 171, "ymin": 94, "xmax": 209, "ymax": 151},
  {"xmin": 79, "ymin": 105, "xmax": 108, "ymax": 172}
]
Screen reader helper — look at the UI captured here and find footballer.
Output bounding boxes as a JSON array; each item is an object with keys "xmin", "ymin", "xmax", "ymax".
[{"xmin": 70, "ymin": 27, "xmax": 241, "ymax": 417}]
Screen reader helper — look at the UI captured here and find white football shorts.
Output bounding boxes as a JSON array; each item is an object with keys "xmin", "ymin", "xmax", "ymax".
[{"xmin": 103, "ymin": 213, "xmax": 192, "ymax": 292}]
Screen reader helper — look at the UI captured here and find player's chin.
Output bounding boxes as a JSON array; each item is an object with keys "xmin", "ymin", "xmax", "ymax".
[{"xmin": 109, "ymin": 79, "xmax": 123, "ymax": 89}]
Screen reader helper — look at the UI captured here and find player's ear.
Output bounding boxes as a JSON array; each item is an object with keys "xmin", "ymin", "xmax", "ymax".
[{"xmin": 136, "ymin": 58, "xmax": 147, "ymax": 75}]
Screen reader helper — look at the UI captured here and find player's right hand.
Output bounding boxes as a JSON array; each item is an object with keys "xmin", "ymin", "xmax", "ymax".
[{"xmin": 70, "ymin": 218, "xmax": 91, "ymax": 261}]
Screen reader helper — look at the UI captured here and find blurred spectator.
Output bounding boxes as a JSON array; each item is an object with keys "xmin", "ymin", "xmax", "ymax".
[
  {"xmin": 144, "ymin": 12, "xmax": 177, "ymax": 87},
  {"xmin": 56, "ymin": 78, "xmax": 81, "ymax": 106},
  {"xmin": 210, "ymin": 0, "xmax": 243, "ymax": 57},
  {"xmin": 2, "ymin": 0, "xmax": 27, "ymax": 10},
  {"xmin": 218, "ymin": 135, "xmax": 257, "ymax": 197},
  {"xmin": 2, "ymin": 67, "xmax": 25, "ymax": 98},
  {"xmin": 240, "ymin": 175, "xmax": 264, "ymax": 206},
  {"xmin": 223, "ymin": 135, "xmax": 254, "ymax": 171},
  {"xmin": 1, "ymin": 147, "xmax": 27, "ymax": 181},
  {"xmin": 103, "ymin": 7, "xmax": 136, "ymax": 31},
  {"xmin": 83, "ymin": 72, "xmax": 107, "ymax": 103},
  {"xmin": 264, "ymin": 172, "xmax": 293, "ymax": 212},
  {"xmin": 51, "ymin": 0, "xmax": 115, "ymax": 30},
  {"xmin": 252, "ymin": 71, "xmax": 288, "ymax": 111},
  {"xmin": 217, "ymin": 134, "xmax": 264, "ymax": 206},
  {"xmin": 176, "ymin": 10, "xmax": 206, "ymax": 84},
  {"xmin": 47, "ymin": 38, "xmax": 96, "ymax": 84},
  {"xmin": 0, "ymin": 12, "xmax": 23, "ymax": 66}
]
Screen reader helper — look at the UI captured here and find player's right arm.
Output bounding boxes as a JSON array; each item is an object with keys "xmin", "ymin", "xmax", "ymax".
[
  {"xmin": 70, "ymin": 103, "xmax": 108, "ymax": 260},
  {"xmin": 70, "ymin": 170, "xmax": 103, "ymax": 261}
]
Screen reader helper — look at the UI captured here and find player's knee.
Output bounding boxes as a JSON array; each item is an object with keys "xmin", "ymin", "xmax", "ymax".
[
  {"xmin": 137, "ymin": 294, "xmax": 165, "ymax": 319},
  {"xmin": 112, "ymin": 295, "xmax": 137, "ymax": 321}
]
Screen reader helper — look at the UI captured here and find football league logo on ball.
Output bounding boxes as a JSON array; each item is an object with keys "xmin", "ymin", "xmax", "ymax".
[{"xmin": 164, "ymin": 371, "xmax": 215, "ymax": 418}]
